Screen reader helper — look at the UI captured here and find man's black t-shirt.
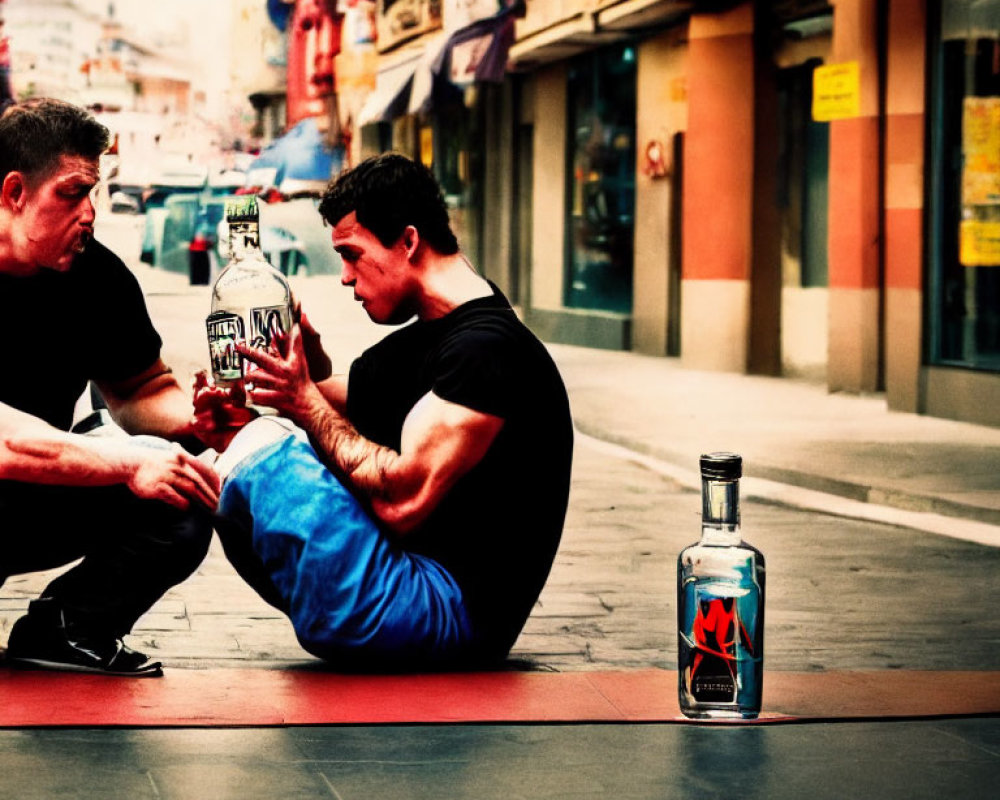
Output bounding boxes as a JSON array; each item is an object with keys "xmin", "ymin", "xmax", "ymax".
[
  {"xmin": 347, "ymin": 283, "xmax": 574, "ymax": 660},
  {"xmin": 0, "ymin": 239, "xmax": 162, "ymax": 430}
]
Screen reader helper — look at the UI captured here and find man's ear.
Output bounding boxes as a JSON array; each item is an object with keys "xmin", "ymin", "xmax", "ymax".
[
  {"xmin": 401, "ymin": 224, "xmax": 420, "ymax": 260},
  {"xmin": 0, "ymin": 172, "xmax": 27, "ymax": 212}
]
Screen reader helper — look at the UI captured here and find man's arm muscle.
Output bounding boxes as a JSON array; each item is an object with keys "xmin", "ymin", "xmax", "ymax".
[
  {"xmin": 305, "ymin": 391, "xmax": 502, "ymax": 535},
  {"xmin": 97, "ymin": 358, "xmax": 198, "ymax": 440}
]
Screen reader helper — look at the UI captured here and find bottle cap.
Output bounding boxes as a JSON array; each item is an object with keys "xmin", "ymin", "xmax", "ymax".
[
  {"xmin": 700, "ymin": 452, "xmax": 742, "ymax": 480},
  {"xmin": 225, "ymin": 195, "xmax": 259, "ymax": 223}
]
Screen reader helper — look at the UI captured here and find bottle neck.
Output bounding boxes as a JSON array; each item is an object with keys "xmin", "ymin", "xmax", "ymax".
[
  {"xmin": 701, "ymin": 477, "xmax": 741, "ymax": 543},
  {"xmin": 229, "ymin": 220, "xmax": 263, "ymax": 262}
]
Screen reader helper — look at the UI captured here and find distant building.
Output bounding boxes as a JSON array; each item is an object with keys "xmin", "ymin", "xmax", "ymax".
[
  {"xmin": 325, "ymin": 0, "xmax": 1000, "ymax": 429},
  {"xmin": 230, "ymin": 0, "xmax": 289, "ymax": 147},
  {"xmin": 3, "ymin": 0, "xmax": 102, "ymax": 102}
]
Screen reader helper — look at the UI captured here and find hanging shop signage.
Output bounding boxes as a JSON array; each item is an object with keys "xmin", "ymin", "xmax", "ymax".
[{"xmin": 812, "ymin": 61, "xmax": 860, "ymax": 122}]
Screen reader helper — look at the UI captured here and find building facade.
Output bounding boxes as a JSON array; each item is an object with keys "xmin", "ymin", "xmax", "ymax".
[{"xmin": 339, "ymin": 0, "xmax": 999, "ymax": 428}]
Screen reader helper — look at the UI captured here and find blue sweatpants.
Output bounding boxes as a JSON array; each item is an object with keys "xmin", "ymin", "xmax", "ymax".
[{"xmin": 218, "ymin": 430, "xmax": 475, "ymax": 669}]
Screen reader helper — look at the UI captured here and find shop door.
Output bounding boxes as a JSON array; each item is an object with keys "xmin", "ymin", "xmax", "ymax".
[
  {"xmin": 779, "ymin": 60, "xmax": 830, "ymax": 289},
  {"xmin": 776, "ymin": 59, "xmax": 830, "ymax": 378}
]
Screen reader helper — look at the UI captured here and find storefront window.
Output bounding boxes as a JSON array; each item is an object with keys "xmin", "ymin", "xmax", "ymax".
[
  {"xmin": 565, "ymin": 45, "xmax": 636, "ymax": 313},
  {"xmin": 929, "ymin": 0, "xmax": 1000, "ymax": 370},
  {"xmin": 434, "ymin": 89, "xmax": 484, "ymax": 268}
]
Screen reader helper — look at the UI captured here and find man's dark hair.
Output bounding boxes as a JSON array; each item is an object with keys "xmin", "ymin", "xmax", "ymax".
[
  {"xmin": 318, "ymin": 153, "xmax": 459, "ymax": 255},
  {"xmin": 0, "ymin": 98, "xmax": 110, "ymax": 183}
]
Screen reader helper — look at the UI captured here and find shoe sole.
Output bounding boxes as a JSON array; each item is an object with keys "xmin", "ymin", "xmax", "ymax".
[{"xmin": 8, "ymin": 656, "xmax": 163, "ymax": 678}]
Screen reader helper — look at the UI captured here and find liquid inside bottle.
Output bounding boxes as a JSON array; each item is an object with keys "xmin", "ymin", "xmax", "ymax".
[
  {"xmin": 206, "ymin": 196, "xmax": 292, "ymax": 412},
  {"xmin": 677, "ymin": 452, "xmax": 765, "ymax": 719}
]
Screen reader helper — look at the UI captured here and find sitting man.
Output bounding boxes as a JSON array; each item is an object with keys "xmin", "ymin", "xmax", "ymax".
[
  {"xmin": 0, "ymin": 98, "xmax": 219, "ymax": 677},
  {"xmin": 197, "ymin": 153, "xmax": 574, "ymax": 669}
]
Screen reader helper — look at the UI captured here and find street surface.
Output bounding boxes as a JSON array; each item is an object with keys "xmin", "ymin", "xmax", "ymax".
[{"xmin": 2, "ymin": 212, "xmax": 999, "ymax": 675}]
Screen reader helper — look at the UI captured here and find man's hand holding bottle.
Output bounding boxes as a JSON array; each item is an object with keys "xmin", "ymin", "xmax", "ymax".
[
  {"xmin": 192, "ymin": 298, "xmax": 332, "ymax": 453},
  {"xmin": 191, "ymin": 370, "xmax": 258, "ymax": 454}
]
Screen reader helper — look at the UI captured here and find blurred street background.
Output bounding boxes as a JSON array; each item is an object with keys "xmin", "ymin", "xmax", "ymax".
[
  {"xmin": 2, "ymin": 2, "xmax": 1000, "ymax": 797},
  {"xmin": 2, "ymin": 0, "xmax": 998, "ymax": 428}
]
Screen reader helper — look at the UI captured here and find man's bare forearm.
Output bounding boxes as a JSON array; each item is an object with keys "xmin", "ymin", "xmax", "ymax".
[
  {"xmin": 1, "ymin": 427, "xmax": 135, "ymax": 486},
  {"xmin": 299, "ymin": 398, "xmax": 399, "ymax": 501},
  {"xmin": 100, "ymin": 368, "xmax": 198, "ymax": 441},
  {"xmin": 110, "ymin": 385, "xmax": 196, "ymax": 439},
  {"xmin": 0, "ymin": 404, "xmax": 220, "ymax": 509}
]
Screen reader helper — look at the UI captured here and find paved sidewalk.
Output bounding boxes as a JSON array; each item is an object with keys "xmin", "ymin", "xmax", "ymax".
[{"xmin": 555, "ymin": 344, "xmax": 1000, "ymax": 531}]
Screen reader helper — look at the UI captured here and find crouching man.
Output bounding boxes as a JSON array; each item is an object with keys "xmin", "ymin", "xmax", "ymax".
[{"xmin": 196, "ymin": 154, "xmax": 574, "ymax": 670}]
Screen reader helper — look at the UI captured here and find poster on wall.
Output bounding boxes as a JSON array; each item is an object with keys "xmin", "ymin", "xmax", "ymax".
[
  {"xmin": 962, "ymin": 97, "xmax": 1000, "ymax": 206},
  {"xmin": 812, "ymin": 62, "xmax": 860, "ymax": 122},
  {"xmin": 377, "ymin": 0, "xmax": 442, "ymax": 52},
  {"xmin": 960, "ymin": 220, "xmax": 1000, "ymax": 267},
  {"xmin": 960, "ymin": 96, "xmax": 1000, "ymax": 267}
]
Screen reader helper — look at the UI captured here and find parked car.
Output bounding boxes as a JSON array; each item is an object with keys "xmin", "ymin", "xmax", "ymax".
[
  {"xmin": 109, "ymin": 191, "xmax": 141, "ymax": 214},
  {"xmin": 137, "ymin": 166, "xmax": 339, "ymax": 281},
  {"xmin": 141, "ymin": 191, "xmax": 201, "ymax": 272},
  {"xmin": 187, "ymin": 197, "xmax": 227, "ymax": 285}
]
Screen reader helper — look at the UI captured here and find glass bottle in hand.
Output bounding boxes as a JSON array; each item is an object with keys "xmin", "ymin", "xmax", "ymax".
[{"xmin": 206, "ymin": 195, "xmax": 291, "ymax": 413}]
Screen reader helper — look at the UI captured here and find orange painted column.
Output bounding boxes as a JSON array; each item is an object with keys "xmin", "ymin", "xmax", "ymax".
[
  {"xmin": 883, "ymin": 0, "xmax": 926, "ymax": 412},
  {"xmin": 680, "ymin": 3, "xmax": 755, "ymax": 372},
  {"xmin": 826, "ymin": 0, "xmax": 882, "ymax": 392}
]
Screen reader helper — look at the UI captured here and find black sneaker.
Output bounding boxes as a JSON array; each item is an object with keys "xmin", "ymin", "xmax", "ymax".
[{"xmin": 5, "ymin": 606, "xmax": 163, "ymax": 678}]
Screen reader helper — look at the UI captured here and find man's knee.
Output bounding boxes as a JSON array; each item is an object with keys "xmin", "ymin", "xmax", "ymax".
[{"xmin": 155, "ymin": 505, "xmax": 214, "ymax": 580}]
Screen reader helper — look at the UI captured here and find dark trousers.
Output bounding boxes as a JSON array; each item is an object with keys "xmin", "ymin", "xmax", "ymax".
[{"xmin": 0, "ymin": 481, "xmax": 213, "ymax": 639}]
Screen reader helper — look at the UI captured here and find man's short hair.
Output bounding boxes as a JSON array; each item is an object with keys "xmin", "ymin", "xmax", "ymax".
[
  {"xmin": 0, "ymin": 98, "xmax": 110, "ymax": 184},
  {"xmin": 319, "ymin": 153, "xmax": 459, "ymax": 255}
]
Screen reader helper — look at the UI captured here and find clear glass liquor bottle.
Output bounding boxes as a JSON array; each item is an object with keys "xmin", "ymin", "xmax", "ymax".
[
  {"xmin": 677, "ymin": 452, "xmax": 765, "ymax": 719},
  {"xmin": 206, "ymin": 196, "xmax": 292, "ymax": 409}
]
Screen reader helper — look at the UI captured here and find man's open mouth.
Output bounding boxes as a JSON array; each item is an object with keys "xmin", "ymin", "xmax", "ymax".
[{"xmin": 74, "ymin": 230, "xmax": 92, "ymax": 253}]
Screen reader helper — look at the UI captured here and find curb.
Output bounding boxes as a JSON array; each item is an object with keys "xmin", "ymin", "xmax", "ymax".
[{"xmin": 576, "ymin": 428, "xmax": 1000, "ymax": 548}]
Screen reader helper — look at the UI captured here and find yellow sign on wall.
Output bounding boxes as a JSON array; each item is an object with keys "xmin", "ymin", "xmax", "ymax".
[
  {"xmin": 812, "ymin": 62, "xmax": 861, "ymax": 122},
  {"xmin": 962, "ymin": 97, "xmax": 1000, "ymax": 206},
  {"xmin": 420, "ymin": 126, "xmax": 434, "ymax": 168},
  {"xmin": 960, "ymin": 220, "xmax": 1000, "ymax": 267}
]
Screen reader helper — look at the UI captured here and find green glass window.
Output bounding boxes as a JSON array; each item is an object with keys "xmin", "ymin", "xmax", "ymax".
[{"xmin": 565, "ymin": 44, "xmax": 637, "ymax": 313}]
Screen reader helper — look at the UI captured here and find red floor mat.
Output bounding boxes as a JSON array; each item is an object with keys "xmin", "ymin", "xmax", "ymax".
[{"xmin": 1, "ymin": 668, "xmax": 997, "ymax": 727}]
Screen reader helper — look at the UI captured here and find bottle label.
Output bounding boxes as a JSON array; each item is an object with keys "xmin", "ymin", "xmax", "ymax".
[
  {"xmin": 679, "ymin": 586, "xmax": 761, "ymax": 707},
  {"xmin": 206, "ymin": 311, "xmax": 244, "ymax": 382},
  {"xmin": 249, "ymin": 305, "xmax": 288, "ymax": 350}
]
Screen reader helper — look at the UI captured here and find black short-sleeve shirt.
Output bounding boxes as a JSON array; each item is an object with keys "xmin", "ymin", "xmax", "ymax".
[
  {"xmin": 347, "ymin": 283, "xmax": 574, "ymax": 660},
  {"xmin": 0, "ymin": 239, "xmax": 162, "ymax": 430}
]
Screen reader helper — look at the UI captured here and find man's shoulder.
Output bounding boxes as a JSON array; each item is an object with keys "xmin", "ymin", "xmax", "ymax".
[
  {"xmin": 68, "ymin": 238, "xmax": 139, "ymax": 294},
  {"xmin": 441, "ymin": 305, "xmax": 553, "ymax": 369}
]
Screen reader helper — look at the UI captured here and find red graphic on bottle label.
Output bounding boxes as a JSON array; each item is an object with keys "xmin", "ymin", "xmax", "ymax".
[{"xmin": 687, "ymin": 597, "xmax": 754, "ymax": 700}]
